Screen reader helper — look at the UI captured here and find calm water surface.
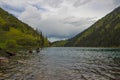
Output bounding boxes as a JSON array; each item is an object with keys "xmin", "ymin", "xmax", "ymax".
[{"xmin": 1, "ymin": 47, "xmax": 120, "ymax": 80}]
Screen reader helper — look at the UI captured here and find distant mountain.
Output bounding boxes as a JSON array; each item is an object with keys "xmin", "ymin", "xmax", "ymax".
[
  {"xmin": 0, "ymin": 8, "xmax": 49, "ymax": 51},
  {"xmin": 52, "ymin": 6, "xmax": 120, "ymax": 47},
  {"xmin": 51, "ymin": 40, "xmax": 67, "ymax": 47},
  {"xmin": 65, "ymin": 6, "xmax": 120, "ymax": 47}
]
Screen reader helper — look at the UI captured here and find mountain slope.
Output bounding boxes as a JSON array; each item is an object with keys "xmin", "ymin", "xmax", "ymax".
[
  {"xmin": 51, "ymin": 40, "xmax": 67, "ymax": 47},
  {"xmin": 0, "ymin": 8, "xmax": 49, "ymax": 51},
  {"xmin": 64, "ymin": 6, "xmax": 120, "ymax": 47}
]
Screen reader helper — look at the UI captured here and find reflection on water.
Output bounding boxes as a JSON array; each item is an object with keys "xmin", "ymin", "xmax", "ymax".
[{"xmin": 1, "ymin": 47, "xmax": 120, "ymax": 80}]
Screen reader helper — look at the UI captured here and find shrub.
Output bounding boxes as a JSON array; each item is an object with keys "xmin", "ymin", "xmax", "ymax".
[
  {"xmin": 16, "ymin": 38, "xmax": 37, "ymax": 46},
  {"xmin": 5, "ymin": 40, "xmax": 17, "ymax": 48}
]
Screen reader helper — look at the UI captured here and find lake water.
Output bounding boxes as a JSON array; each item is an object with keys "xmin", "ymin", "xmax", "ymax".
[{"xmin": 1, "ymin": 47, "xmax": 120, "ymax": 80}]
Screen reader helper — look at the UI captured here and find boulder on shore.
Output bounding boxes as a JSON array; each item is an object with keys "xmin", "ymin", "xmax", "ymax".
[
  {"xmin": 0, "ymin": 57, "xmax": 9, "ymax": 64},
  {"xmin": 29, "ymin": 50, "xmax": 33, "ymax": 53},
  {"xmin": 17, "ymin": 60, "xmax": 26, "ymax": 64},
  {"xmin": 36, "ymin": 48, "xmax": 40, "ymax": 53},
  {"xmin": 6, "ymin": 51, "xmax": 16, "ymax": 56}
]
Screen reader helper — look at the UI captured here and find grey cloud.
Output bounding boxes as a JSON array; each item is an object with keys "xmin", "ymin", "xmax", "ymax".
[
  {"xmin": 47, "ymin": 34, "xmax": 70, "ymax": 39},
  {"xmin": 48, "ymin": 37, "xmax": 67, "ymax": 42},
  {"xmin": 42, "ymin": 0, "xmax": 93, "ymax": 8},
  {"xmin": 19, "ymin": 5, "xmax": 42, "ymax": 27},
  {"xmin": 0, "ymin": 0, "xmax": 119, "ymax": 41},
  {"xmin": 0, "ymin": 4, "xmax": 24, "ymax": 13},
  {"xmin": 32, "ymin": 4, "xmax": 48, "ymax": 11},
  {"xmin": 64, "ymin": 17, "xmax": 96, "ymax": 30},
  {"xmin": 43, "ymin": 0, "xmax": 63, "ymax": 8},
  {"xmin": 0, "ymin": 1, "xmax": 25, "ymax": 17},
  {"xmin": 36, "ymin": 17, "xmax": 96, "ymax": 42},
  {"xmin": 19, "ymin": 13, "xmax": 84, "ymax": 41},
  {"xmin": 73, "ymin": 0, "xmax": 92, "ymax": 7},
  {"xmin": 113, "ymin": 0, "xmax": 120, "ymax": 5}
]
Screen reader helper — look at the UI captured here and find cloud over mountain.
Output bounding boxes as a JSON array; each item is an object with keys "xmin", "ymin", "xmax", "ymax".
[{"xmin": 0, "ymin": 0, "xmax": 119, "ymax": 42}]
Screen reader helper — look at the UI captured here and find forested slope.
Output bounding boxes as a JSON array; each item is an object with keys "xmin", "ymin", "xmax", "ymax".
[{"xmin": 0, "ymin": 8, "xmax": 49, "ymax": 51}]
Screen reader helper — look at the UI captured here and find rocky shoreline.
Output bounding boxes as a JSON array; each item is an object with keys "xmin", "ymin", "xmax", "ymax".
[{"xmin": 0, "ymin": 49, "xmax": 35, "ymax": 80}]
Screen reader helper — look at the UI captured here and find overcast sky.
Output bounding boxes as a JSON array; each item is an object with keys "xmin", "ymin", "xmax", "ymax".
[{"xmin": 0, "ymin": 0, "xmax": 120, "ymax": 42}]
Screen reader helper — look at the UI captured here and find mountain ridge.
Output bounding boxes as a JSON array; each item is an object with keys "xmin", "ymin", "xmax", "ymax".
[{"xmin": 52, "ymin": 6, "xmax": 120, "ymax": 47}]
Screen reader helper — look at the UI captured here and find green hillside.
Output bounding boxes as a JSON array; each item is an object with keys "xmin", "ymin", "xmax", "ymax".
[
  {"xmin": 52, "ymin": 6, "xmax": 120, "ymax": 47},
  {"xmin": 0, "ymin": 8, "xmax": 49, "ymax": 51},
  {"xmin": 64, "ymin": 6, "xmax": 120, "ymax": 47},
  {"xmin": 51, "ymin": 40, "xmax": 67, "ymax": 47}
]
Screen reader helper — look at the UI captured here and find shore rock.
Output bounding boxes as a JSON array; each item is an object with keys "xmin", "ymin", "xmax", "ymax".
[
  {"xmin": 17, "ymin": 60, "xmax": 26, "ymax": 64},
  {"xmin": 0, "ymin": 57, "xmax": 9, "ymax": 64},
  {"xmin": 6, "ymin": 51, "xmax": 16, "ymax": 56}
]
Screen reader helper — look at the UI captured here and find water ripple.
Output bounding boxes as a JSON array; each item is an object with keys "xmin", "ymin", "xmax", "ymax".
[{"xmin": 1, "ymin": 47, "xmax": 120, "ymax": 80}]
